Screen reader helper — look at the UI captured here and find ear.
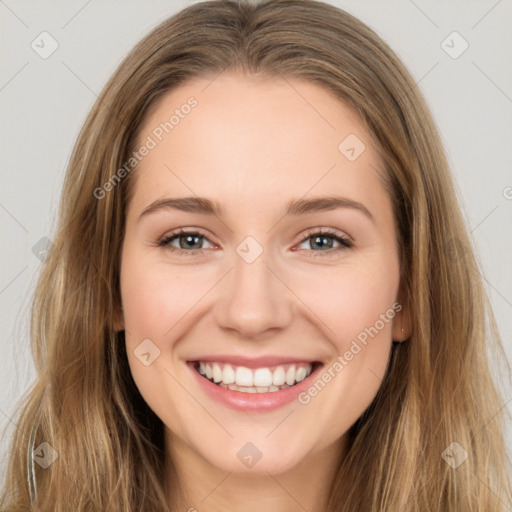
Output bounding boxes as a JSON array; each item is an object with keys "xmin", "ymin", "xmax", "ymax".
[{"xmin": 392, "ymin": 299, "xmax": 411, "ymax": 343}]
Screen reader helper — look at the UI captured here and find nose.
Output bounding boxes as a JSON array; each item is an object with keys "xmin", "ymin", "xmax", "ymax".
[{"xmin": 214, "ymin": 244, "xmax": 293, "ymax": 340}]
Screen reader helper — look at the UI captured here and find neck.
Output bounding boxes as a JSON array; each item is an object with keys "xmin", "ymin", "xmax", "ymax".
[{"xmin": 164, "ymin": 431, "xmax": 346, "ymax": 512}]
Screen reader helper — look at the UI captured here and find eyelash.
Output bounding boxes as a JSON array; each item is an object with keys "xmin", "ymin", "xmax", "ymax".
[{"xmin": 157, "ymin": 228, "xmax": 353, "ymax": 258}]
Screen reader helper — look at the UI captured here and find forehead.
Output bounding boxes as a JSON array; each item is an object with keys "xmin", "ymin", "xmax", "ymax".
[{"xmin": 128, "ymin": 72, "xmax": 388, "ymax": 220}]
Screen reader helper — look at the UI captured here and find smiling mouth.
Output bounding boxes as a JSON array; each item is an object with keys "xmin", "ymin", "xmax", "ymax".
[{"xmin": 192, "ymin": 361, "xmax": 321, "ymax": 393}]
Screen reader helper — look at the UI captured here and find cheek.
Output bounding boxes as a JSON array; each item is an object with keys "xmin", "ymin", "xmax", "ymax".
[
  {"xmin": 120, "ymin": 252, "xmax": 212, "ymax": 339},
  {"xmin": 292, "ymin": 258, "xmax": 399, "ymax": 441},
  {"xmin": 294, "ymin": 256, "xmax": 400, "ymax": 347},
  {"xmin": 119, "ymin": 251, "xmax": 207, "ymax": 432}
]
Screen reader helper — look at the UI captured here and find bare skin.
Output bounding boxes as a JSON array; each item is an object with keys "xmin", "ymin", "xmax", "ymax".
[{"xmin": 117, "ymin": 71, "xmax": 408, "ymax": 511}]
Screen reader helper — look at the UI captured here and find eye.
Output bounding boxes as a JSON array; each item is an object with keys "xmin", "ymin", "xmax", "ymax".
[
  {"xmin": 157, "ymin": 228, "xmax": 353, "ymax": 257},
  {"xmin": 158, "ymin": 229, "xmax": 215, "ymax": 256},
  {"xmin": 295, "ymin": 228, "xmax": 353, "ymax": 257}
]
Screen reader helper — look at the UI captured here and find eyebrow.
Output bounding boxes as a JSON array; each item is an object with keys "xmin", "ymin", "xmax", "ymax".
[{"xmin": 138, "ymin": 195, "xmax": 374, "ymax": 222}]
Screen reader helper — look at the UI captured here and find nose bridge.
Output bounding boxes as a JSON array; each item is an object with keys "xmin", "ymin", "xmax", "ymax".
[{"xmin": 215, "ymin": 235, "xmax": 292, "ymax": 337}]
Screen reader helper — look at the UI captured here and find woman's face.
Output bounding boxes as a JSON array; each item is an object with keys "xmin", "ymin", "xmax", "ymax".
[{"xmin": 119, "ymin": 72, "xmax": 404, "ymax": 475}]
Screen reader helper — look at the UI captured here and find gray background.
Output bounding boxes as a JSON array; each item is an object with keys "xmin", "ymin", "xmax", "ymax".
[{"xmin": 1, "ymin": 0, "xmax": 511, "ymax": 482}]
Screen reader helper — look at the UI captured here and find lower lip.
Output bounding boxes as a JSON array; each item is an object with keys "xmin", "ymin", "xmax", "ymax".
[{"xmin": 187, "ymin": 362, "xmax": 322, "ymax": 412}]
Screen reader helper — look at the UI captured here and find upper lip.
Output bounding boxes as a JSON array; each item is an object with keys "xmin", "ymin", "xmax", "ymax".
[{"xmin": 187, "ymin": 355, "xmax": 321, "ymax": 369}]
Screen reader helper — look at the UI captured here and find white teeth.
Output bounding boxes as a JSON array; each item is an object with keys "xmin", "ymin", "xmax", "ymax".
[
  {"xmin": 218, "ymin": 382, "xmax": 293, "ymax": 393},
  {"xmin": 295, "ymin": 366, "xmax": 307, "ymax": 383},
  {"xmin": 272, "ymin": 366, "xmax": 286, "ymax": 386},
  {"xmin": 285, "ymin": 365, "xmax": 296, "ymax": 386},
  {"xmin": 253, "ymin": 368, "xmax": 273, "ymax": 387},
  {"xmin": 235, "ymin": 366, "xmax": 253, "ymax": 387},
  {"xmin": 222, "ymin": 364, "xmax": 235, "ymax": 384},
  {"xmin": 212, "ymin": 363, "xmax": 222, "ymax": 383},
  {"xmin": 196, "ymin": 361, "xmax": 315, "ymax": 392}
]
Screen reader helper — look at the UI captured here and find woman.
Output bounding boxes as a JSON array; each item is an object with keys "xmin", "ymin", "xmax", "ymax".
[{"xmin": 1, "ymin": 0, "xmax": 510, "ymax": 510}]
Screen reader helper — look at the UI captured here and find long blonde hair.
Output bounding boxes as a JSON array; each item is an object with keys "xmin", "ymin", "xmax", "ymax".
[{"xmin": 1, "ymin": 1, "xmax": 510, "ymax": 510}]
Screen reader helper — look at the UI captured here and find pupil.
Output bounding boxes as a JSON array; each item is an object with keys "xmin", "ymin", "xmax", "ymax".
[
  {"xmin": 181, "ymin": 235, "xmax": 201, "ymax": 249},
  {"xmin": 313, "ymin": 236, "xmax": 332, "ymax": 250}
]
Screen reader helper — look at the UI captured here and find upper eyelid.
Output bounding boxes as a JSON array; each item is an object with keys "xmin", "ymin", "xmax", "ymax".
[{"xmin": 299, "ymin": 227, "xmax": 352, "ymax": 243}]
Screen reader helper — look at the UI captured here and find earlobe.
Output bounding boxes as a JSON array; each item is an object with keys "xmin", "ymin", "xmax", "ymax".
[
  {"xmin": 392, "ymin": 309, "xmax": 410, "ymax": 342},
  {"xmin": 113, "ymin": 321, "xmax": 125, "ymax": 332},
  {"xmin": 113, "ymin": 306, "xmax": 125, "ymax": 332}
]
